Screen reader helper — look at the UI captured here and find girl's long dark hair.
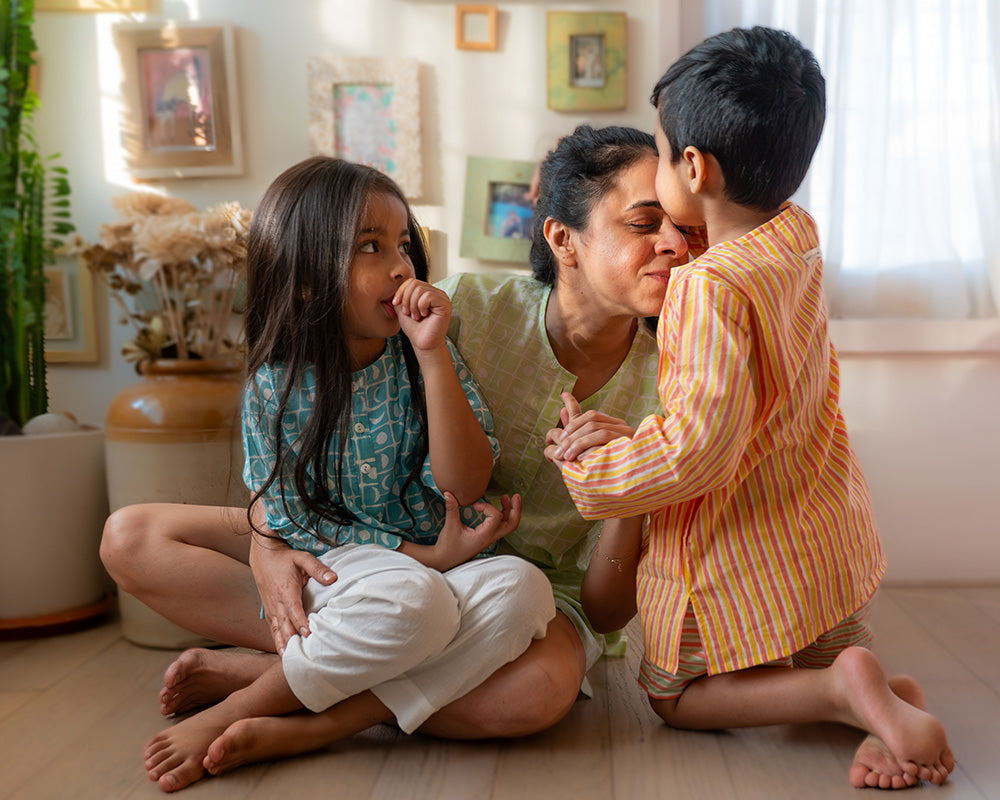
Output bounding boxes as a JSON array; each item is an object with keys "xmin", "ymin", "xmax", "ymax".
[{"xmin": 244, "ymin": 156, "xmax": 430, "ymax": 542}]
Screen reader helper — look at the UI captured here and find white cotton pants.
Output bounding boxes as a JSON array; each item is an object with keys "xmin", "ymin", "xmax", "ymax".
[{"xmin": 281, "ymin": 544, "xmax": 556, "ymax": 733}]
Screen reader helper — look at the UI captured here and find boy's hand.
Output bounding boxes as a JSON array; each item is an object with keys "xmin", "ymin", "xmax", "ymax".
[
  {"xmin": 393, "ymin": 278, "xmax": 451, "ymax": 352},
  {"xmin": 544, "ymin": 391, "xmax": 635, "ymax": 462},
  {"xmin": 432, "ymin": 491, "xmax": 522, "ymax": 571}
]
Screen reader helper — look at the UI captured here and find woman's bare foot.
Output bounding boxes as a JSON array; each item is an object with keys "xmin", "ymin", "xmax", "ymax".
[
  {"xmin": 145, "ymin": 704, "xmax": 240, "ymax": 792},
  {"xmin": 834, "ymin": 648, "xmax": 954, "ymax": 786},
  {"xmin": 160, "ymin": 649, "xmax": 278, "ymax": 716}
]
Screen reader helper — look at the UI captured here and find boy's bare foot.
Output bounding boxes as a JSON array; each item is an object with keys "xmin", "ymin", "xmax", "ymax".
[
  {"xmin": 145, "ymin": 705, "xmax": 238, "ymax": 792},
  {"xmin": 160, "ymin": 649, "xmax": 277, "ymax": 716},
  {"xmin": 204, "ymin": 713, "xmax": 341, "ymax": 775},
  {"xmin": 834, "ymin": 648, "xmax": 954, "ymax": 786}
]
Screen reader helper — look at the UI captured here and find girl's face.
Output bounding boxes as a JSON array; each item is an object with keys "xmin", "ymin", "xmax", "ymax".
[
  {"xmin": 344, "ymin": 191, "xmax": 415, "ymax": 369},
  {"xmin": 569, "ymin": 154, "xmax": 689, "ymax": 320}
]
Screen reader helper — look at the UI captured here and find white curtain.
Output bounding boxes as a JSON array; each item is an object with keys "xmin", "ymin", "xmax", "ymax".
[{"xmin": 698, "ymin": 0, "xmax": 1000, "ymax": 319}]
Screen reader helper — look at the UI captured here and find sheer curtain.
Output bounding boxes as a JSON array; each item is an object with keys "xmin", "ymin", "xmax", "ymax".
[{"xmin": 695, "ymin": 0, "xmax": 1000, "ymax": 319}]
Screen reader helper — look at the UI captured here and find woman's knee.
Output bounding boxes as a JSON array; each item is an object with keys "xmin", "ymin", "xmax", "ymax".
[{"xmin": 475, "ymin": 556, "xmax": 557, "ymax": 635}]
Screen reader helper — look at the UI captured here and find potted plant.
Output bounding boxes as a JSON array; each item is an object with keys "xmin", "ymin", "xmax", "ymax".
[
  {"xmin": 80, "ymin": 193, "xmax": 252, "ymax": 647},
  {"xmin": 0, "ymin": 0, "xmax": 111, "ymax": 629}
]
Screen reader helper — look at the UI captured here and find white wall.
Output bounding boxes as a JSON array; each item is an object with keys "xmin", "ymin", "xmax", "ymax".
[{"xmin": 34, "ymin": 1, "xmax": 998, "ymax": 584}]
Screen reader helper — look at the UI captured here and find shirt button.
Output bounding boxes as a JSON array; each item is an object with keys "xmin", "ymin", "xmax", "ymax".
[
  {"xmin": 353, "ymin": 423, "xmax": 365, "ymax": 433},
  {"xmin": 360, "ymin": 463, "xmax": 372, "ymax": 474}
]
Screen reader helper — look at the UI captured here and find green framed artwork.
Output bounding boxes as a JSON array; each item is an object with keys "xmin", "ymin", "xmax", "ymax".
[
  {"xmin": 460, "ymin": 156, "xmax": 536, "ymax": 263},
  {"xmin": 547, "ymin": 11, "xmax": 627, "ymax": 112}
]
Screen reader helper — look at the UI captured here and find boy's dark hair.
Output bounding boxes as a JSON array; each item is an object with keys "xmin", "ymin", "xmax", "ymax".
[
  {"xmin": 650, "ymin": 26, "xmax": 825, "ymax": 211},
  {"xmin": 530, "ymin": 124, "xmax": 657, "ymax": 285}
]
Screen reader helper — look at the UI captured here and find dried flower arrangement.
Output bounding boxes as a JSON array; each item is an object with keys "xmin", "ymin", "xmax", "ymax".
[{"xmin": 80, "ymin": 193, "xmax": 252, "ymax": 369}]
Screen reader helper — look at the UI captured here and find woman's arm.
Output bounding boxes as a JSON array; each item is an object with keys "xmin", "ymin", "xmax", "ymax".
[
  {"xmin": 581, "ymin": 515, "xmax": 643, "ymax": 633},
  {"xmin": 394, "ymin": 279, "xmax": 495, "ymax": 504}
]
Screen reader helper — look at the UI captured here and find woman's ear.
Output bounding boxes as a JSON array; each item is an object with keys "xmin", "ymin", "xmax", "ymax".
[{"xmin": 544, "ymin": 218, "xmax": 577, "ymax": 266}]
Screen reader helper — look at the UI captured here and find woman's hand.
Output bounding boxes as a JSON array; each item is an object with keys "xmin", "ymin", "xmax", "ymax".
[
  {"xmin": 249, "ymin": 532, "xmax": 336, "ymax": 654},
  {"xmin": 544, "ymin": 391, "xmax": 635, "ymax": 462},
  {"xmin": 393, "ymin": 278, "xmax": 452, "ymax": 353}
]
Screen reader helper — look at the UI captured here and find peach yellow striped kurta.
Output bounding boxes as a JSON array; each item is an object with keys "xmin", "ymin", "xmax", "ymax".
[{"xmin": 560, "ymin": 204, "xmax": 886, "ymax": 676}]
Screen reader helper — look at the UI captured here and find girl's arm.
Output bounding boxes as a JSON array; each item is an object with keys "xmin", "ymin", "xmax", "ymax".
[
  {"xmin": 394, "ymin": 279, "xmax": 495, "ymax": 505},
  {"xmin": 398, "ymin": 492, "xmax": 522, "ymax": 571},
  {"xmin": 581, "ymin": 515, "xmax": 643, "ymax": 633}
]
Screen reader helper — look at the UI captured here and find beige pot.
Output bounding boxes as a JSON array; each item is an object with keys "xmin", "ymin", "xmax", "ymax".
[
  {"xmin": 0, "ymin": 427, "xmax": 112, "ymax": 625},
  {"xmin": 104, "ymin": 358, "xmax": 249, "ymax": 648}
]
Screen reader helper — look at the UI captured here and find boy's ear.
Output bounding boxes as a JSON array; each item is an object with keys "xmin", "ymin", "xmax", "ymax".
[
  {"xmin": 544, "ymin": 217, "xmax": 577, "ymax": 266},
  {"xmin": 683, "ymin": 146, "xmax": 709, "ymax": 195}
]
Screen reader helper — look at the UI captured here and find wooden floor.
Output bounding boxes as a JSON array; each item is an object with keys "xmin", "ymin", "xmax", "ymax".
[{"xmin": 1, "ymin": 586, "xmax": 998, "ymax": 800}]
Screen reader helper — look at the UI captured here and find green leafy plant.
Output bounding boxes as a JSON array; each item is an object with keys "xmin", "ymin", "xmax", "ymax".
[{"xmin": 0, "ymin": 0, "xmax": 74, "ymax": 431}]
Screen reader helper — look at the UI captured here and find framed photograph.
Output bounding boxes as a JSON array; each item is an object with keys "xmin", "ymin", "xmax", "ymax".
[
  {"xmin": 456, "ymin": 5, "xmax": 498, "ymax": 51},
  {"xmin": 308, "ymin": 56, "xmax": 422, "ymax": 199},
  {"xmin": 547, "ymin": 12, "xmax": 627, "ymax": 111},
  {"xmin": 115, "ymin": 21, "xmax": 244, "ymax": 180},
  {"xmin": 460, "ymin": 156, "xmax": 536, "ymax": 264},
  {"xmin": 37, "ymin": 0, "xmax": 148, "ymax": 10},
  {"xmin": 45, "ymin": 257, "xmax": 99, "ymax": 363}
]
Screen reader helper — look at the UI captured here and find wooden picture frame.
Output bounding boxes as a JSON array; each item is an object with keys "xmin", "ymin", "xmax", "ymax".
[
  {"xmin": 460, "ymin": 156, "xmax": 536, "ymax": 264},
  {"xmin": 547, "ymin": 11, "xmax": 627, "ymax": 112},
  {"xmin": 456, "ymin": 5, "xmax": 498, "ymax": 51},
  {"xmin": 45, "ymin": 257, "xmax": 99, "ymax": 363},
  {"xmin": 115, "ymin": 21, "xmax": 244, "ymax": 180},
  {"xmin": 308, "ymin": 56, "xmax": 423, "ymax": 199},
  {"xmin": 37, "ymin": 0, "xmax": 148, "ymax": 10}
]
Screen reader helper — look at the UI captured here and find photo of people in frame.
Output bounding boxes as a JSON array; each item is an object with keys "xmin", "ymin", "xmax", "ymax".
[
  {"xmin": 570, "ymin": 34, "xmax": 606, "ymax": 88},
  {"xmin": 486, "ymin": 181, "xmax": 533, "ymax": 239}
]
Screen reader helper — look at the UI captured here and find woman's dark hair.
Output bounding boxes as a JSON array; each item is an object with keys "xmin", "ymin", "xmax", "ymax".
[
  {"xmin": 244, "ymin": 156, "xmax": 430, "ymax": 541},
  {"xmin": 530, "ymin": 124, "xmax": 657, "ymax": 285},
  {"xmin": 651, "ymin": 26, "xmax": 825, "ymax": 211}
]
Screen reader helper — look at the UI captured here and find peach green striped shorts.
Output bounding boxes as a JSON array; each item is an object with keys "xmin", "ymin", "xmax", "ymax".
[{"xmin": 639, "ymin": 594, "xmax": 877, "ymax": 700}]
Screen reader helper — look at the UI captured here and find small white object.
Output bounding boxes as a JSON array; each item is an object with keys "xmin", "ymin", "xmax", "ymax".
[{"xmin": 22, "ymin": 412, "xmax": 82, "ymax": 435}]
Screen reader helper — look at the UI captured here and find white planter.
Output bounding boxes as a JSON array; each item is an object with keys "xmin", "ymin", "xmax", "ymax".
[{"xmin": 0, "ymin": 428, "xmax": 111, "ymax": 624}]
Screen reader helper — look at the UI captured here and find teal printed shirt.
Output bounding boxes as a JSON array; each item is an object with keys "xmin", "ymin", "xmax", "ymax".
[{"xmin": 242, "ymin": 334, "xmax": 500, "ymax": 556}]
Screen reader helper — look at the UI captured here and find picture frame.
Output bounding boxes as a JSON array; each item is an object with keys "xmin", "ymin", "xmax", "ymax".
[
  {"xmin": 547, "ymin": 11, "xmax": 627, "ymax": 112},
  {"xmin": 45, "ymin": 257, "xmax": 99, "ymax": 364},
  {"xmin": 455, "ymin": 5, "xmax": 498, "ymax": 51},
  {"xmin": 115, "ymin": 21, "xmax": 244, "ymax": 180},
  {"xmin": 308, "ymin": 56, "xmax": 422, "ymax": 199},
  {"xmin": 460, "ymin": 156, "xmax": 536, "ymax": 264},
  {"xmin": 37, "ymin": 0, "xmax": 149, "ymax": 10}
]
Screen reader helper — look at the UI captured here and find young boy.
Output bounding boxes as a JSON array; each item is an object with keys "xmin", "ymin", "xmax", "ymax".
[{"xmin": 545, "ymin": 26, "xmax": 954, "ymax": 790}]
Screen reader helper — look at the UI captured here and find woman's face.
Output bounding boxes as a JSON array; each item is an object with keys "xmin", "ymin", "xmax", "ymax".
[{"xmin": 569, "ymin": 155, "xmax": 689, "ymax": 320}]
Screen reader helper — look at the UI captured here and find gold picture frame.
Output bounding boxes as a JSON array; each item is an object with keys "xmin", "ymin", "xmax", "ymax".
[
  {"xmin": 115, "ymin": 21, "xmax": 244, "ymax": 180},
  {"xmin": 45, "ymin": 257, "xmax": 99, "ymax": 363},
  {"xmin": 37, "ymin": 0, "xmax": 149, "ymax": 10},
  {"xmin": 460, "ymin": 156, "xmax": 535, "ymax": 264},
  {"xmin": 547, "ymin": 11, "xmax": 627, "ymax": 112},
  {"xmin": 456, "ymin": 5, "xmax": 498, "ymax": 51},
  {"xmin": 307, "ymin": 56, "xmax": 423, "ymax": 199}
]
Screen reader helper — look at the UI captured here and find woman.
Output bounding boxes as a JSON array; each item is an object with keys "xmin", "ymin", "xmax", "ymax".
[{"xmin": 100, "ymin": 124, "xmax": 692, "ymax": 764}]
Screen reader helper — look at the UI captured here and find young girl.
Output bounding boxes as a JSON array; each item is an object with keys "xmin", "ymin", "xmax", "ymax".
[{"xmin": 143, "ymin": 156, "xmax": 555, "ymax": 793}]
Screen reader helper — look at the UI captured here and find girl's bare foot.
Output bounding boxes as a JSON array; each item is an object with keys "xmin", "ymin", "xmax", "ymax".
[
  {"xmin": 204, "ymin": 713, "xmax": 343, "ymax": 775},
  {"xmin": 160, "ymin": 649, "xmax": 277, "ymax": 716},
  {"xmin": 145, "ymin": 705, "xmax": 238, "ymax": 792},
  {"xmin": 834, "ymin": 648, "xmax": 954, "ymax": 786}
]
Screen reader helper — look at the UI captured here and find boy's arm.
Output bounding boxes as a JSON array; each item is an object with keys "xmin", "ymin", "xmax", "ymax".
[
  {"xmin": 395, "ymin": 280, "xmax": 496, "ymax": 505},
  {"xmin": 581, "ymin": 515, "xmax": 643, "ymax": 633}
]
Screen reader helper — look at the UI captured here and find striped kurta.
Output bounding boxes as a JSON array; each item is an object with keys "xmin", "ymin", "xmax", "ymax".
[{"xmin": 560, "ymin": 203, "xmax": 886, "ymax": 676}]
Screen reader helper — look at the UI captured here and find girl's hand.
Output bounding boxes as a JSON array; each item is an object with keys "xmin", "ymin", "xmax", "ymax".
[
  {"xmin": 249, "ymin": 533, "xmax": 336, "ymax": 654},
  {"xmin": 544, "ymin": 391, "xmax": 635, "ymax": 462},
  {"xmin": 393, "ymin": 278, "xmax": 452, "ymax": 353},
  {"xmin": 432, "ymin": 491, "xmax": 522, "ymax": 571}
]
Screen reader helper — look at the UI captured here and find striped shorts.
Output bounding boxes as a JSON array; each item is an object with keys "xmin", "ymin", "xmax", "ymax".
[{"xmin": 639, "ymin": 593, "xmax": 877, "ymax": 700}]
